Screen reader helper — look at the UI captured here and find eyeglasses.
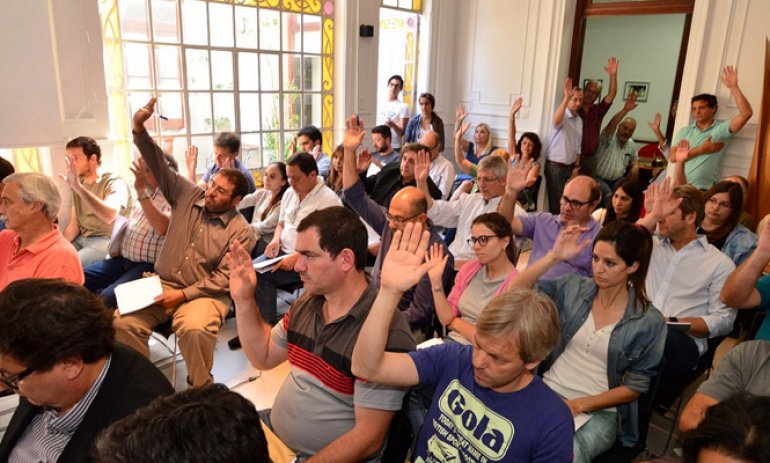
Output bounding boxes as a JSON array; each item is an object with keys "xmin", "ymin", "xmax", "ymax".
[
  {"xmin": 477, "ymin": 176, "xmax": 501, "ymax": 184},
  {"xmin": 560, "ymin": 195, "xmax": 592, "ymax": 209},
  {"xmin": 385, "ymin": 211, "xmax": 422, "ymax": 225},
  {"xmin": 467, "ymin": 235, "xmax": 498, "ymax": 247},
  {"xmin": 707, "ymin": 197, "xmax": 732, "ymax": 210},
  {"xmin": 0, "ymin": 367, "xmax": 36, "ymax": 391}
]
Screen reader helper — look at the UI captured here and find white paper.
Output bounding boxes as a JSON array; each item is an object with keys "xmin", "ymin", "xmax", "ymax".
[
  {"xmin": 116, "ymin": 275, "xmax": 163, "ymax": 315},
  {"xmin": 253, "ymin": 254, "xmax": 290, "ymax": 273},
  {"xmin": 574, "ymin": 412, "xmax": 592, "ymax": 431}
]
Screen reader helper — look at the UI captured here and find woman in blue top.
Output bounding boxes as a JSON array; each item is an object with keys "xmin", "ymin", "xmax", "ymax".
[
  {"xmin": 700, "ymin": 180, "xmax": 757, "ymax": 266},
  {"xmin": 403, "ymin": 92, "xmax": 445, "ymax": 148},
  {"xmin": 509, "ymin": 221, "xmax": 666, "ymax": 462}
]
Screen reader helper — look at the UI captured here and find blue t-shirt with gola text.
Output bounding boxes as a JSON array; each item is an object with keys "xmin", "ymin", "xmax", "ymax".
[{"xmin": 409, "ymin": 342, "xmax": 573, "ymax": 463}]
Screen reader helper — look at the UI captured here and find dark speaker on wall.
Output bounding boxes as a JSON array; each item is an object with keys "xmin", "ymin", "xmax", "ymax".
[{"xmin": 360, "ymin": 24, "xmax": 374, "ymax": 37}]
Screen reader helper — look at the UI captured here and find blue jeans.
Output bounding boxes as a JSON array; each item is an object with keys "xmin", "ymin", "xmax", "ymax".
[
  {"xmin": 253, "ymin": 253, "xmax": 301, "ymax": 325},
  {"xmin": 84, "ymin": 256, "xmax": 155, "ymax": 309},
  {"xmin": 573, "ymin": 409, "xmax": 617, "ymax": 463},
  {"xmin": 72, "ymin": 235, "xmax": 111, "ymax": 267}
]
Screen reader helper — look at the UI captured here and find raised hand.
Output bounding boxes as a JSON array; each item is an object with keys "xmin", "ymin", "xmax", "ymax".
[
  {"xmin": 425, "ymin": 243, "xmax": 449, "ymax": 285},
  {"xmin": 649, "ymin": 177, "xmax": 683, "ymax": 220},
  {"xmin": 456, "ymin": 103, "xmax": 467, "ymax": 126},
  {"xmin": 288, "ymin": 136, "xmax": 298, "ymax": 155},
  {"xmin": 132, "ymin": 97, "xmax": 157, "ymax": 133},
  {"xmin": 414, "ymin": 149, "xmax": 430, "ymax": 184},
  {"xmin": 185, "ymin": 145, "xmax": 199, "ymax": 176},
  {"xmin": 605, "ymin": 57, "xmax": 619, "ymax": 76},
  {"xmin": 59, "ymin": 156, "xmax": 80, "ymax": 190},
  {"xmin": 510, "ymin": 97, "xmax": 523, "ymax": 118},
  {"xmin": 563, "ymin": 77, "xmax": 574, "ymax": 99},
  {"xmin": 343, "ymin": 115, "xmax": 366, "ymax": 151},
  {"xmin": 130, "ymin": 159, "xmax": 148, "ymax": 193},
  {"xmin": 311, "ymin": 144, "xmax": 322, "ymax": 159},
  {"xmin": 624, "ymin": 92, "xmax": 638, "ymax": 112},
  {"xmin": 648, "ymin": 112, "xmax": 662, "ymax": 133},
  {"xmin": 220, "ymin": 156, "xmax": 235, "ymax": 169},
  {"xmin": 505, "ymin": 153, "xmax": 534, "ymax": 194},
  {"xmin": 721, "ymin": 66, "xmax": 738, "ymax": 89},
  {"xmin": 380, "ymin": 222, "xmax": 432, "ymax": 293},
  {"xmin": 357, "ymin": 149, "xmax": 372, "ymax": 173},
  {"xmin": 671, "ymin": 139, "xmax": 690, "ymax": 163},
  {"xmin": 550, "ymin": 224, "xmax": 591, "ymax": 262},
  {"xmin": 228, "ymin": 240, "xmax": 257, "ymax": 303}
]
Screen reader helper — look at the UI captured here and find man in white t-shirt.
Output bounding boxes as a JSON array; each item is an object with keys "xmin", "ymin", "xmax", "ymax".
[{"xmin": 377, "ymin": 75, "xmax": 410, "ymax": 150}]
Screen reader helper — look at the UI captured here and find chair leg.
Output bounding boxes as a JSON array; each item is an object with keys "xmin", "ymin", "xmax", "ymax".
[{"xmin": 171, "ymin": 334, "xmax": 178, "ymax": 388}]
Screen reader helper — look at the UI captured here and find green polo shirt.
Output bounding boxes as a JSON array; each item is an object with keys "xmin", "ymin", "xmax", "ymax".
[{"xmin": 673, "ymin": 119, "xmax": 733, "ymax": 190}]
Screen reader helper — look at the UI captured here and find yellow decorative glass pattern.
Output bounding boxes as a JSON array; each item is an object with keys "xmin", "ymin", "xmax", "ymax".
[{"xmin": 12, "ymin": 148, "xmax": 40, "ymax": 173}]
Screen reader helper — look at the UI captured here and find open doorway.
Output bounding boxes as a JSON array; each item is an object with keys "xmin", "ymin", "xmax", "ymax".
[
  {"xmin": 569, "ymin": 0, "xmax": 695, "ymax": 144},
  {"xmin": 377, "ymin": 6, "xmax": 420, "ymax": 118}
]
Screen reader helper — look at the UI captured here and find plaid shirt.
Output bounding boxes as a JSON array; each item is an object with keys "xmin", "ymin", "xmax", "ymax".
[{"xmin": 120, "ymin": 188, "xmax": 170, "ymax": 263}]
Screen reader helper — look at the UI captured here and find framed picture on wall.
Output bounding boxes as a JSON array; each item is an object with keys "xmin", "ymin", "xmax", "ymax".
[{"xmin": 624, "ymin": 82, "xmax": 650, "ymax": 102}]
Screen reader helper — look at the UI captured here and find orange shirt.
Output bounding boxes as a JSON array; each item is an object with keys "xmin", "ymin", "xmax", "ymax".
[{"xmin": 0, "ymin": 227, "xmax": 84, "ymax": 291}]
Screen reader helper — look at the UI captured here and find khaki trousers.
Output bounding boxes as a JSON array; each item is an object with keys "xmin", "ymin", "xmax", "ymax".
[{"xmin": 114, "ymin": 293, "xmax": 230, "ymax": 387}]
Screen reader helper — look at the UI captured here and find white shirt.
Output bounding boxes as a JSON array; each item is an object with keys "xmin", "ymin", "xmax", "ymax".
[
  {"xmin": 544, "ymin": 316, "xmax": 615, "ymax": 406},
  {"xmin": 646, "ymin": 235, "xmax": 736, "ymax": 355},
  {"xmin": 377, "ymin": 99, "xmax": 410, "ymax": 149},
  {"xmin": 278, "ymin": 177, "xmax": 341, "ymax": 253},
  {"xmin": 428, "ymin": 194, "xmax": 525, "ymax": 261},
  {"xmin": 546, "ymin": 108, "xmax": 582, "ymax": 164},
  {"xmin": 429, "ymin": 155, "xmax": 456, "ymax": 200}
]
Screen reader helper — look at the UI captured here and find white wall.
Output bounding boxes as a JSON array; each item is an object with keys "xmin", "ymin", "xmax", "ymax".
[{"xmin": 580, "ymin": 14, "xmax": 686, "ymax": 143}]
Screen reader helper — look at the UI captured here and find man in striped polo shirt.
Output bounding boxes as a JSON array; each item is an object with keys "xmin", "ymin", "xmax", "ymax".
[
  {"xmin": 0, "ymin": 279, "xmax": 173, "ymax": 462},
  {"xmin": 229, "ymin": 206, "xmax": 416, "ymax": 461}
]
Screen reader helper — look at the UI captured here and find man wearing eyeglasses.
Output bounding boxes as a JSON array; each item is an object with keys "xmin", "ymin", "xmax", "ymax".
[
  {"xmin": 500, "ymin": 173, "xmax": 602, "ymax": 280},
  {"xmin": 420, "ymin": 131, "xmax": 455, "ymax": 199},
  {"xmin": 0, "ymin": 279, "xmax": 173, "ymax": 463},
  {"xmin": 342, "ymin": 118, "xmax": 454, "ymax": 337}
]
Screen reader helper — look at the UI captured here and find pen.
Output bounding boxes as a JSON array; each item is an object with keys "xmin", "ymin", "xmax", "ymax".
[{"xmin": 159, "ymin": 115, "xmax": 169, "ymax": 121}]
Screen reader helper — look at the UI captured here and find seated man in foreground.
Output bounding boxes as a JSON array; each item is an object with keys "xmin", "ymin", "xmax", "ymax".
[
  {"xmin": 229, "ymin": 206, "xmax": 416, "ymax": 462},
  {"xmin": 0, "ymin": 173, "xmax": 83, "ymax": 290},
  {"xmin": 351, "ymin": 222, "xmax": 574, "ymax": 462},
  {"xmin": 95, "ymin": 384, "xmax": 271, "ymax": 463},
  {"xmin": 0, "ymin": 279, "xmax": 173, "ymax": 462}
]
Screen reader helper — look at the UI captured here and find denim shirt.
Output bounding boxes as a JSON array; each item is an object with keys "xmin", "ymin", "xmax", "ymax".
[
  {"xmin": 721, "ymin": 224, "xmax": 757, "ymax": 266},
  {"xmin": 536, "ymin": 274, "xmax": 667, "ymax": 447}
]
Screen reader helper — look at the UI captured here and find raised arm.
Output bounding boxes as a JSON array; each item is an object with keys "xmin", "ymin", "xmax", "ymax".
[
  {"xmin": 414, "ymin": 149, "xmax": 434, "ymax": 209},
  {"xmin": 351, "ymin": 222, "xmax": 432, "ymax": 386},
  {"xmin": 497, "ymin": 153, "xmax": 533, "ymax": 234},
  {"xmin": 637, "ymin": 177, "xmax": 683, "ymax": 232},
  {"xmin": 602, "ymin": 93, "xmax": 637, "ymax": 137},
  {"xmin": 228, "ymin": 239, "xmax": 288, "ymax": 370},
  {"xmin": 184, "ymin": 145, "xmax": 203, "ymax": 188},
  {"xmin": 648, "ymin": 113, "xmax": 667, "ymax": 150},
  {"xmin": 671, "ymin": 139, "xmax": 689, "ymax": 186},
  {"xmin": 553, "ymin": 78, "xmax": 574, "ymax": 127},
  {"xmin": 603, "ymin": 57, "xmax": 619, "ymax": 104},
  {"xmin": 508, "ymin": 97, "xmax": 523, "ymax": 155},
  {"xmin": 342, "ymin": 115, "xmax": 367, "ymax": 191},
  {"xmin": 721, "ymin": 218, "xmax": 770, "ymax": 308},
  {"xmin": 454, "ymin": 105, "xmax": 472, "ymax": 171},
  {"xmin": 508, "ymin": 225, "xmax": 591, "ymax": 289},
  {"xmin": 721, "ymin": 66, "xmax": 753, "ymax": 134},
  {"xmin": 130, "ymin": 159, "xmax": 170, "ymax": 235},
  {"xmin": 60, "ymin": 156, "xmax": 126, "ymax": 225}
]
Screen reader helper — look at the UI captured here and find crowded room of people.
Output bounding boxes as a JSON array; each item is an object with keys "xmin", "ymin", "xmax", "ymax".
[{"xmin": 2, "ymin": 0, "xmax": 770, "ymax": 462}]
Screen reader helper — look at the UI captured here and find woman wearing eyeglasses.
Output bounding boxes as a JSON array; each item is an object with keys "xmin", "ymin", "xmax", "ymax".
[
  {"xmin": 425, "ymin": 212, "xmax": 518, "ymax": 344},
  {"xmin": 699, "ymin": 180, "xmax": 757, "ymax": 266},
  {"xmin": 508, "ymin": 221, "xmax": 665, "ymax": 462}
]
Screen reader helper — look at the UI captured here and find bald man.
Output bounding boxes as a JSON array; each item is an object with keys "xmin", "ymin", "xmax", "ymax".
[
  {"xmin": 593, "ymin": 94, "xmax": 640, "ymax": 205},
  {"xmin": 342, "ymin": 122, "xmax": 454, "ymax": 337},
  {"xmin": 420, "ymin": 131, "xmax": 455, "ymax": 199}
]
